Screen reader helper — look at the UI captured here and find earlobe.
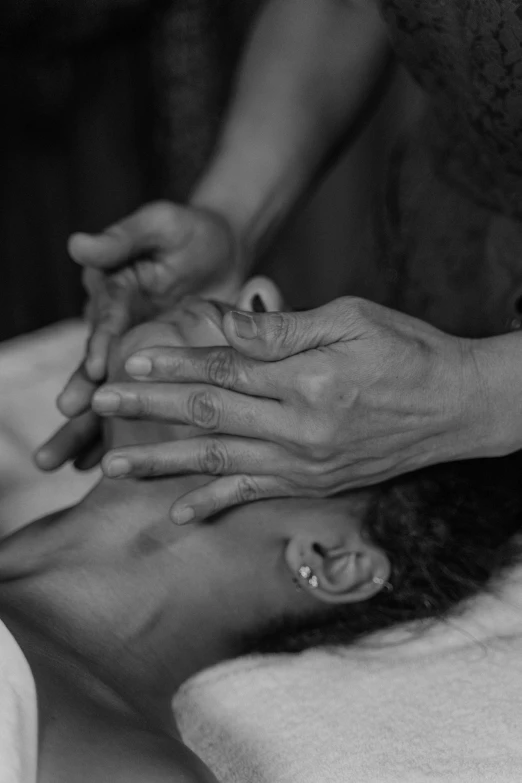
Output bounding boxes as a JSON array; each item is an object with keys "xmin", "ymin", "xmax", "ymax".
[{"xmin": 237, "ymin": 276, "xmax": 285, "ymax": 313}]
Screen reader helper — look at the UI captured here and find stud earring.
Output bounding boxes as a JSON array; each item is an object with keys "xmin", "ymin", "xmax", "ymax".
[
  {"xmin": 298, "ymin": 564, "xmax": 319, "ymax": 589},
  {"xmin": 372, "ymin": 575, "xmax": 393, "ymax": 592}
]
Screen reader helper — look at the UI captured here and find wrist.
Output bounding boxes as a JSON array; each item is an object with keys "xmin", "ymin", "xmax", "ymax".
[
  {"xmin": 189, "ymin": 134, "xmax": 311, "ymax": 269},
  {"xmin": 189, "ymin": 157, "xmax": 257, "ymax": 272},
  {"xmin": 412, "ymin": 333, "xmax": 499, "ymax": 468},
  {"xmin": 462, "ymin": 332, "xmax": 522, "ymax": 457}
]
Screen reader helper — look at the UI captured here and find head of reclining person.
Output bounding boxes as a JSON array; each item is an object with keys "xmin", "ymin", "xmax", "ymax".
[{"xmin": 0, "ymin": 276, "xmax": 521, "ymax": 733}]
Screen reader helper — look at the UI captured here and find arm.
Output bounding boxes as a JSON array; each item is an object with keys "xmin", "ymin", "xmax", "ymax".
[{"xmin": 191, "ymin": 0, "xmax": 391, "ymax": 263}]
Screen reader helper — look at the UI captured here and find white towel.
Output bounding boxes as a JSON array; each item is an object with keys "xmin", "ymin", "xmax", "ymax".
[
  {"xmin": 0, "ymin": 621, "xmax": 37, "ymax": 783},
  {"xmin": 174, "ymin": 571, "xmax": 522, "ymax": 783}
]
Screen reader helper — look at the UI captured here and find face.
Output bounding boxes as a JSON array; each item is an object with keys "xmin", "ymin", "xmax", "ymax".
[{"xmin": 0, "ymin": 280, "xmax": 389, "ymax": 641}]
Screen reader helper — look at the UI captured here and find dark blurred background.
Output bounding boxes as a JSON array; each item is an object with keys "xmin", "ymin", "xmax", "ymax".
[{"xmin": 0, "ymin": 0, "xmax": 419, "ymax": 342}]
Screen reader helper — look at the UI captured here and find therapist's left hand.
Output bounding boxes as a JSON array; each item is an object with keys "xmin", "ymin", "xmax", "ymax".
[{"xmin": 91, "ymin": 297, "xmax": 488, "ymax": 523}]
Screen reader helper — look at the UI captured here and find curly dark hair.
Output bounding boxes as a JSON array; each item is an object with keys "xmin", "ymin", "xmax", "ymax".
[{"xmin": 246, "ymin": 452, "xmax": 522, "ymax": 654}]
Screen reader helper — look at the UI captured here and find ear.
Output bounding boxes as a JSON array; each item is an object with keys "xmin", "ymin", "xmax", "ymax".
[
  {"xmin": 284, "ymin": 532, "xmax": 391, "ymax": 605},
  {"xmin": 236, "ymin": 276, "xmax": 285, "ymax": 313}
]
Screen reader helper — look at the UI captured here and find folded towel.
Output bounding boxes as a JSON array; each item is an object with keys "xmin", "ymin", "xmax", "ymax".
[
  {"xmin": 0, "ymin": 621, "xmax": 37, "ymax": 783},
  {"xmin": 174, "ymin": 570, "xmax": 522, "ymax": 783}
]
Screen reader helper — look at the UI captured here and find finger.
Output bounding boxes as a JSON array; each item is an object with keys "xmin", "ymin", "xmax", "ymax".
[
  {"xmin": 34, "ymin": 411, "xmax": 101, "ymax": 471},
  {"xmin": 100, "ymin": 436, "xmax": 303, "ymax": 479},
  {"xmin": 84, "ymin": 278, "xmax": 133, "ymax": 381},
  {"xmin": 68, "ymin": 202, "xmax": 179, "ymax": 270},
  {"xmin": 221, "ymin": 298, "xmax": 357, "ymax": 360},
  {"xmin": 91, "ymin": 382, "xmax": 291, "ymax": 441},
  {"xmin": 124, "ymin": 346, "xmax": 284, "ymax": 399},
  {"xmin": 170, "ymin": 474, "xmax": 293, "ymax": 524},
  {"xmin": 85, "ymin": 328, "xmax": 114, "ymax": 381},
  {"xmin": 73, "ymin": 441, "xmax": 104, "ymax": 472},
  {"xmin": 85, "ymin": 320, "xmax": 129, "ymax": 382},
  {"xmin": 57, "ymin": 362, "xmax": 98, "ymax": 418}
]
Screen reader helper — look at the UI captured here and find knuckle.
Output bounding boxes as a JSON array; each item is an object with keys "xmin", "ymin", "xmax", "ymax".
[
  {"xmin": 267, "ymin": 313, "xmax": 296, "ymax": 346},
  {"xmin": 342, "ymin": 295, "xmax": 373, "ymax": 328},
  {"xmin": 200, "ymin": 439, "xmax": 229, "ymax": 475},
  {"xmin": 302, "ymin": 368, "xmax": 336, "ymax": 406},
  {"xmin": 340, "ymin": 295, "xmax": 364, "ymax": 316},
  {"xmin": 205, "ymin": 349, "xmax": 238, "ymax": 389},
  {"xmin": 235, "ymin": 475, "xmax": 261, "ymax": 504},
  {"xmin": 129, "ymin": 394, "xmax": 152, "ymax": 418},
  {"xmin": 300, "ymin": 421, "xmax": 336, "ymax": 460},
  {"xmin": 304, "ymin": 459, "xmax": 331, "ymax": 485},
  {"xmin": 187, "ymin": 389, "xmax": 222, "ymax": 429},
  {"xmin": 137, "ymin": 453, "xmax": 163, "ymax": 477},
  {"xmin": 155, "ymin": 353, "xmax": 180, "ymax": 378}
]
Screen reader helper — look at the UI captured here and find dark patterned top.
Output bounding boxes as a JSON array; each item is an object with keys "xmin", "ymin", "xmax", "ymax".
[{"xmin": 376, "ymin": 0, "xmax": 522, "ymax": 337}]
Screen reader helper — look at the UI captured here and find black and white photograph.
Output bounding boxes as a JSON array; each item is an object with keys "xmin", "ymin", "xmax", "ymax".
[{"xmin": 1, "ymin": 1, "xmax": 522, "ymax": 781}]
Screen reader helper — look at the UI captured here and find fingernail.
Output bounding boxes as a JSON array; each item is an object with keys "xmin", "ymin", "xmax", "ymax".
[
  {"xmin": 92, "ymin": 390, "xmax": 121, "ymax": 413},
  {"xmin": 172, "ymin": 507, "xmax": 195, "ymax": 525},
  {"xmin": 231, "ymin": 312, "xmax": 257, "ymax": 339},
  {"xmin": 126, "ymin": 356, "xmax": 153, "ymax": 377},
  {"xmin": 105, "ymin": 457, "xmax": 131, "ymax": 478}
]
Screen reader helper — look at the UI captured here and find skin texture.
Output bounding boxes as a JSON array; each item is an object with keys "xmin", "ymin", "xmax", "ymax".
[{"xmin": 6, "ymin": 286, "xmax": 389, "ymax": 781}]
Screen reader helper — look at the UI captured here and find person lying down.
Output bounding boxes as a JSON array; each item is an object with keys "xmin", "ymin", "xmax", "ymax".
[{"xmin": 1, "ymin": 277, "xmax": 522, "ymax": 783}]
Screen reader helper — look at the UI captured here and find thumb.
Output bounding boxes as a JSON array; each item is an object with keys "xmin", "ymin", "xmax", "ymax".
[
  {"xmin": 68, "ymin": 225, "xmax": 137, "ymax": 270},
  {"xmin": 67, "ymin": 202, "xmax": 177, "ymax": 270},
  {"xmin": 222, "ymin": 299, "xmax": 350, "ymax": 360}
]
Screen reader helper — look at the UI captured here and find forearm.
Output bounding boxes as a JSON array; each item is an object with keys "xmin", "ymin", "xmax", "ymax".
[{"xmin": 191, "ymin": 0, "xmax": 391, "ymax": 267}]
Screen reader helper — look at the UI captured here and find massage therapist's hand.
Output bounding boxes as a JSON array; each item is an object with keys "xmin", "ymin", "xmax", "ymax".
[
  {"xmin": 68, "ymin": 201, "xmax": 242, "ymax": 384},
  {"xmin": 43, "ymin": 200, "xmax": 243, "ymax": 466},
  {"xmin": 91, "ymin": 297, "xmax": 490, "ymax": 523}
]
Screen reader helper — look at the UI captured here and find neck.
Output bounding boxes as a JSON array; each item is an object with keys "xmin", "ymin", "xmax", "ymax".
[{"xmin": 0, "ymin": 475, "xmax": 259, "ymax": 731}]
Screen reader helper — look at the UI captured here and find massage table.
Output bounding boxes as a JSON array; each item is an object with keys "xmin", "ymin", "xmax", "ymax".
[{"xmin": 2, "ymin": 321, "xmax": 522, "ymax": 783}]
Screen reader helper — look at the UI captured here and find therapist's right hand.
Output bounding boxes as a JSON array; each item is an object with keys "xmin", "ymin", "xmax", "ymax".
[
  {"xmin": 55, "ymin": 201, "xmax": 242, "ymax": 429},
  {"xmin": 69, "ymin": 201, "xmax": 243, "ymax": 382},
  {"xmin": 36, "ymin": 201, "xmax": 242, "ymax": 471}
]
